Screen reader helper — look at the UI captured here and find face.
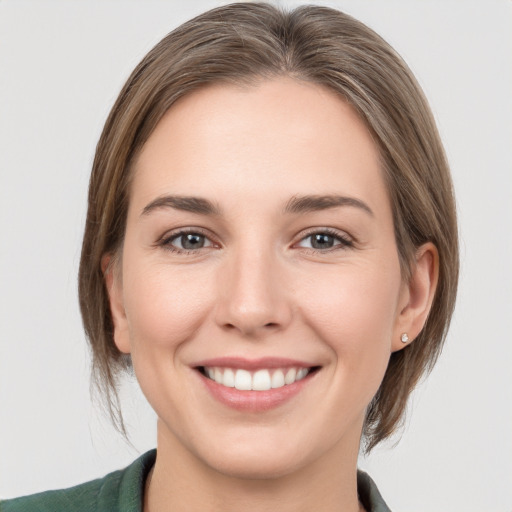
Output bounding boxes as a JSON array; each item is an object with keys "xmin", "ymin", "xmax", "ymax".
[{"xmin": 108, "ymin": 78, "xmax": 414, "ymax": 479}]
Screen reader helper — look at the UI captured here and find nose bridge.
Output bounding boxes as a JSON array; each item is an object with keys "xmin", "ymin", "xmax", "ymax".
[{"xmin": 215, "ymin": 237, "xmax": 290, "ymax": 336}]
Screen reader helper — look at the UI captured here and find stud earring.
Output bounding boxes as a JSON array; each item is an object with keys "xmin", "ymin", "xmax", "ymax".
[{"xmin": 400, "ymin": 333, "xmax": 409, "ymax": 343}]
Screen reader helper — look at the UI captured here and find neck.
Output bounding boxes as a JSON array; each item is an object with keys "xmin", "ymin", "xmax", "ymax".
[{"xmin": 144, "ymin": 419, "xmax": 364, "ymax": 512}]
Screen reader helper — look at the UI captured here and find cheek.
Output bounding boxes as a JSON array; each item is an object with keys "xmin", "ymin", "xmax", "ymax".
[
  {"xmin": 301, "ymin": 262, "xmax": 400, "ymax": 337},
  {"xmin": 298, "ymin": 262, "xmax": 401, "ymax": 393},
  {"xmin": 122, "ymin": 259, "xmax": 213, "ymax": 353}
]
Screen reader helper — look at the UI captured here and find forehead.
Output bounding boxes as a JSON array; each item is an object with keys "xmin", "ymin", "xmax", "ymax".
[{"xmin": 130, "ymin": 78, "xmax": 388, "ymax": 218}]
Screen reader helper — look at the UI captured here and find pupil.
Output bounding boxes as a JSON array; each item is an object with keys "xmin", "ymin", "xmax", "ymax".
[
  {"xmin": 312, "ymin": 233, "xmax": 333, "ymax": 249},
  {"xmin": 182, "ymin": 233, "xmax": 204, "ymax": 249}
]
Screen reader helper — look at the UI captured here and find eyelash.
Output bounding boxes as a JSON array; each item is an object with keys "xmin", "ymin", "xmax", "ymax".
[
  {"xmin": 295, "ymin": 228, "xmax": 354, "ymax": 252},
  {"xmin": 157, "ymin": 227, "xmax": 354, "ymax": 254},
  {"xmin": 158, "ymin": 228, "xmax": 217, "ymax": 254}
]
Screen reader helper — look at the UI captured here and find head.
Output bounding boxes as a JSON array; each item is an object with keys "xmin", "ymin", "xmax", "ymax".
[{"xmin": 79, "ymin": 2, "xmax": 458, "ymax": 456}]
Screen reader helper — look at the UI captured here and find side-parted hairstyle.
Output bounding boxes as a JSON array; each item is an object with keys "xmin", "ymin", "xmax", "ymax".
[{"xmin": 79, "ymin": 2, "xmax": 458, "ymax": 452}]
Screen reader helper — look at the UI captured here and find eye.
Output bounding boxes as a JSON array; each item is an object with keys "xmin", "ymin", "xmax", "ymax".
[
  {"xmin": 296, "ymin": 230, "xmax": 353, "ymax": 250},
  {"xmin": 163, "ymin": 231, "xmax": 215, "ymax": 252}
]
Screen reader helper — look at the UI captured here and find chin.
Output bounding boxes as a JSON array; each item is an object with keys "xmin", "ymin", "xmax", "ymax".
[
  {"xmin": 204, "ymin": 447, "xmax": 307, "ymax": 481},
  {"xmin": 167, "ymin": 420, "xmax": 311, "ymax": 481}
]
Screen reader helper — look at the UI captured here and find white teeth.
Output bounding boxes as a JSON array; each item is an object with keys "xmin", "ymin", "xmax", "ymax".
[
  {"xmin": 214, "ymin": 368, "xmax": 223, "ymax": 385},
  {"xmin": 284, "ymin": 368, "xmax": 296, "ymax": 385},
  {"xmin": 234, "ymin": 369, "xmax": 252, "ymax": 390},
  {"xmin": 296, "ymin": 368, "xmax": 308, "ymax": 380},
  {"xmin": 253, "ymin": 369, "xmax": 272, "ymax": 391},
  {"xmin": 271, "ymin": 369, "xmax": 285, "ymax": 388},
  {"xmin": 203, "ymin": 366, "xmax": 313, "ymax": 391},
  {"xmin": 223, "ymin": 368, "xmax": 235, "ymax": 388}
]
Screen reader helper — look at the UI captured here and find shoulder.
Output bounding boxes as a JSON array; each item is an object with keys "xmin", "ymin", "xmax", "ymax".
[
  {"xmin": 357, "ymin": 470, "xmax": 392, "ymax": 512},
  {"xmin": 0, "ymin": 450, "xmax": 156, "ymax": 512}
]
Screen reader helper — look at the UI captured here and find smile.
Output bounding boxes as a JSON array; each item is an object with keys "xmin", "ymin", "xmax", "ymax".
[
  {"xmin": 193, "ymin": 357, "xmax": 321, "ymax": 411},
  {"xmin": 200, "ymin": 366, "xmax": 312, "ymax": 391}
]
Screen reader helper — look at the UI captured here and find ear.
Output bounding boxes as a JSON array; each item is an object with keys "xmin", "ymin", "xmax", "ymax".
[
  {"xmin": 102, "ymin": 254, "xmax": 131, "ymax": 354},
  {"xmin": 392, "ymin": 242, "xmax": 439, "ymax": 352}
]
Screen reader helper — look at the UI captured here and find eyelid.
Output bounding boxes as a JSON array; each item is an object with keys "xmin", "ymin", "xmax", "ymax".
[
  {"xmin": 293, "ymin": 227, "xmax": 355, "ymax": 250},
  {"xmin": 155, "ymin": 226, "xmax": 354, "ymax": 254},
  {"xmin": 156, "ymin": 227, "xmax": 219, "ymax": 253}
]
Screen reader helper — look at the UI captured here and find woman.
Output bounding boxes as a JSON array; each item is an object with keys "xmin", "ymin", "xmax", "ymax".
[{"xmin": 2, "ymin": 3, "xmax": 458, "ymax": 511}]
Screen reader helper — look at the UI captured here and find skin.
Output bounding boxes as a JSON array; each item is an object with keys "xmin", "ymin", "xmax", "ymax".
[{"xmin": 105, "ymin": 77, "xmax": 438, "ymax": 512}]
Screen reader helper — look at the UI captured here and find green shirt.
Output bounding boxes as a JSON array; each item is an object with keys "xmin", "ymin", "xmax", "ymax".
[{"xmin": 1, "ymin": 450, "xmax": 391, "ymax": 512}]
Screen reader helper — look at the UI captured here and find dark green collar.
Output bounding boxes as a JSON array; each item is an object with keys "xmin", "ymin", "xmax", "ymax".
[{"xmin": 2, "ymin": 449, "xmax": 391, "ymax": 512}]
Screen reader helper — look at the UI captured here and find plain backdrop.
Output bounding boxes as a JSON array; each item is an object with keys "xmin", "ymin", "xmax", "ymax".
[{"xmin": 1, "ymin": 1, "xmax": 511, "ymax": 510}]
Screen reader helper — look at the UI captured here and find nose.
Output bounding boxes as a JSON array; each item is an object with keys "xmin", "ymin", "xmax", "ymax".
[{"xmin": 214, "ymin": 245, "xmax": 292, "ymax": 338}]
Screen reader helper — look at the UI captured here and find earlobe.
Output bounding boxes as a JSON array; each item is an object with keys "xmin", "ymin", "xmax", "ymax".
[
  {"xmin": 102, "ymin": 254, "xmax": 131, "ymax": 354},
  {"xmin": 392, "ymin": 243, "xmax": 439, "ymax": 352}
]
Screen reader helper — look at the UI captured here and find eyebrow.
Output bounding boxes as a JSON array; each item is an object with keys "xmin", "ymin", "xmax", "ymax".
[
  {"xmin": 284, "ymin": 194, "xmax": 374, "ymax": 216},
  {"xmin": 141, "ymin": 195, "xmax": 220, "ymax": 217},
  {"xmin": 140, "ymin": 193, "xmax": 373, "ymax": 218}
]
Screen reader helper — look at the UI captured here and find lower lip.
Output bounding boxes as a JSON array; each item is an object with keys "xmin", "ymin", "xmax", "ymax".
[{"xmin": 197, "ymin": 370, "xmax": 316, "ymax": 412}]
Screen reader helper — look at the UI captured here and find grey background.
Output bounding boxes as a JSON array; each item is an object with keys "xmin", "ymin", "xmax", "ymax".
[{"xmin": 1, "ymin": 1, "xmax": 511, "ymax": 510}]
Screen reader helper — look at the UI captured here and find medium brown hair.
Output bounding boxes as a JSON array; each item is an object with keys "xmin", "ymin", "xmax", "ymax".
[{"xmin": 79, "ymin": 2, "xmax": 458, "ymax": 451}]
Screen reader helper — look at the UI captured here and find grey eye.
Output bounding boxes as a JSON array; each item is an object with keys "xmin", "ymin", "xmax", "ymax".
[
  {"xmin": 297, "ymin": 231, "xmax": 353, "ymax": 250},
  {"xmin": 309, "ymin": 233, "xmax": 336, "ymax": 249},
  {"xmin": 171, "ymin": 233, "xmax": 212, "ymax": 250}
]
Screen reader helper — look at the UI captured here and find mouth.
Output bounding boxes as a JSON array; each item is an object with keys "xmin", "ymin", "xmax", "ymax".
[
  {"xmin": 192, "ymin": 358, "xmax": 321, "ymax": 412},
  {"xmin": 197, "ymin": 365, "xmax": 320, "ymax": 391}
]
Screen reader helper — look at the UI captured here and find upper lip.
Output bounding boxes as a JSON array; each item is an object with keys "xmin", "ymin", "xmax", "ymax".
[{"xmin": 192, "ymin": 356, "xmax": 316, "ymax": 371}]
